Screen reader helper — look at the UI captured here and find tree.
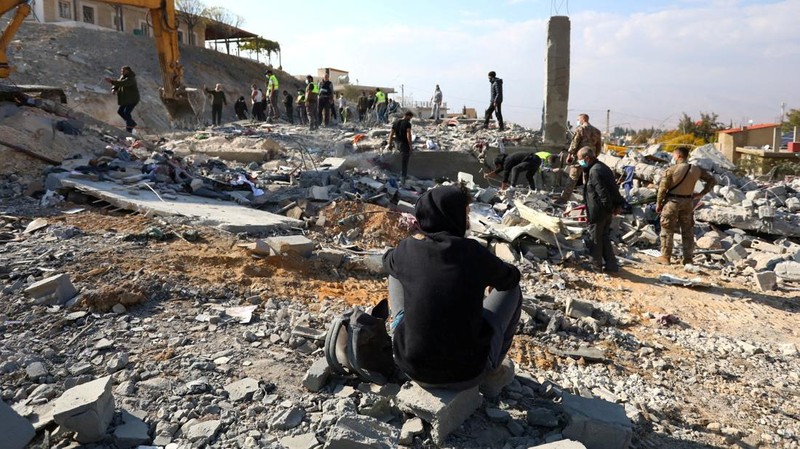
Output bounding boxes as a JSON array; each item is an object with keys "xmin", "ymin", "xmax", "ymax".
[
  {"xmin": 675, "ymin": 112, "xmax": 724, "ymax": 144},
  {"xmin": 239, "ymin": 37, "xmax": 280, "ymax": 64},
  {"xmin": 176, "ymin": 0, "xmax": 207, "ymax": 46},
  {"xmin": 203, "ymin": 6, "xmax": 243, "ymax": 55},
  {"xmin": 783, "ymin": 108, "xmax": 800, "ymax": 133}
]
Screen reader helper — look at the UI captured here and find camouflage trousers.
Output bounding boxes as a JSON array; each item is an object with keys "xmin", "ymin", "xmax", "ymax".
[
  {"xmin": 559, "ymin": 164, "xmax": 583, "ymax": 202},
  {"xmin": 660, "ymin": 198, "xmax": 695, "ymax": 262}
]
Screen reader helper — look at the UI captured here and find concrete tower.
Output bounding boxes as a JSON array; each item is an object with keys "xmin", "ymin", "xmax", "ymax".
[{"xmin": 542, "ymin": 16, "xmax": 570, "ymax": 146}]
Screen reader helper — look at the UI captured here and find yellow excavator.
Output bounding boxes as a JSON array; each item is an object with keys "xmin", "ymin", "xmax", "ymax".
[{"xmin": 0, "ymin": 0, "xmax": 195, "ymax": 124}]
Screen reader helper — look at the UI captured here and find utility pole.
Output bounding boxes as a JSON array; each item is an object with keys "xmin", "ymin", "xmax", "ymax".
[
  {"xmin": 780, "ymin": 102, "xmax": 786, "ymax": 124},
  {"xmin": 401, "ymin": 84, "xmax": 404, "ymax": 107},
  {"xmin": 606, "ymin": 109, "xmax": 610, "ymax": 136}
]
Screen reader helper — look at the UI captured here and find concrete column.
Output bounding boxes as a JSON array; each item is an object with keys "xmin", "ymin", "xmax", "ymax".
[{"xmin": 542, "ymin": 16, "xmax": 571, "ymax": 147}]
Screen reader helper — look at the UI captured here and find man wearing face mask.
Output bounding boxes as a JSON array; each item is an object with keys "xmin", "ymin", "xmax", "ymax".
[
  {"xmin": 383, "ymin": 184, "xmax": 521, "ymax": 397},
  {"xmin": 656, "ymin": 146, "xmax": 716, "ymax": 265},
  {"xmin": 578, "ymin": 146, "xmax": 625, "ymax": 273}
]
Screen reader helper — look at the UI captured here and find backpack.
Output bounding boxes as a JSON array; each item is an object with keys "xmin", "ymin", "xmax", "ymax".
[{"xmin": 324, "ymin": 299, "xmax": 396, "ymax": 385}]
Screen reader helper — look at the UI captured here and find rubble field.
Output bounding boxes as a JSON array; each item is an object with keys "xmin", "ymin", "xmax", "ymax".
[{"xmin": 2, "ymin": 21, "xmax": 800, "ymax": 449}]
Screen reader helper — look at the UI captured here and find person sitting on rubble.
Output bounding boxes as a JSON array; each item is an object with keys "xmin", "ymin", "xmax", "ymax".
[
  {"xmin": 383, "ymin": 184, "xmax": 522, "ymax": 395},
  {"xmin": 484, "ymin": 152, "xmax": 543, "ymax": 191}
]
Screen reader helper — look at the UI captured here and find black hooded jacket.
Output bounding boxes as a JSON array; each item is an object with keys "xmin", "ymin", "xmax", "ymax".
[
  {"xmin": 490, "ymin": 77, "xmax": 503, "ymax": 103},
  {"xmin": 383, "ymin": 186, "xmax": 521, "ymax": 384}
]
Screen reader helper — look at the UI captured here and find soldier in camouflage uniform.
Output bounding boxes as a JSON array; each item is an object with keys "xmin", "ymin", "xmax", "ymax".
[
  {"xmin": 656, "ymin": 146, "xmax": 716, "ymax": 265},
  {"xmin": 559, "ymin": 113, "xmax": 602, "ymax": 203}
]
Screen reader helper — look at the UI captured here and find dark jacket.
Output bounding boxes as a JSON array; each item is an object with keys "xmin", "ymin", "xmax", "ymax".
[
  {"xmin": 498, "ymin": 152, "xmax": 540, "ymax": 184},
  {"xmin": 204, "ymin": 88, "xmax": 227, "ymax": 107},
  {"xmin": 110, "ymin": 70, "xmax": 140, "ymax": 106},
  {"xmin": 383, "ymin": 186, "xmax": 521, "ymax": 385},
  {"xmin": 583, "ymin": 160, "xmax": 624, "ymax": 223},
  {"xmin": 490, "ymin": 77, "xmax": 503, "ymax": 103},
  {"xmin": 319, "ymin": 80, "xmax": 334, "ymax": 98}
]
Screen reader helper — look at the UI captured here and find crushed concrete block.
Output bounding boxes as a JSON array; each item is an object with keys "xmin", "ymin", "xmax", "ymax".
[
  {"xmin": 478, "ymin": 187, "xmax": 498, "ymax": 203},
  {"xmin": 724, "ymin": 244, "xmax": 748, "ymax": 263},
  {"xmin": 399, "ymin": 417, "xmax": 425, "ymax": 445},
  {"xmin": 531, "ymin": 440, "xmax": 588, "ymax": 448},
  {"xmin": 317, "ymin": 248, "xmax": 346, "ymax": 266},
  {"xmin": 302, "ymin": 357, "xmax": 331, "ymax": 392},
  {"xmin": 361, "ymin": 253, "xmax": 386, "ymax": 274},
  {"xmin": 281, "ymin": 432, "xmax": 319, "ymax": 449},
  {"xmin": 113, "ymin": 409, "xmax": 151, "ymax": 448},
  {"xmin": 266, "ymin": 235, "xmax": 315, "ymax": 257},
  {"xmin": 748, "ymin": 253, "xmax": 784, "ymax": 271},
  {"xmin": 224, "ymin": 378, "xmax": 260, "ymax": 402},
  {"xmin": 775, "ymin": 261, "xmax": 800, "ymax": 281},
  {"xmin": 751, "ymin": 240, "xmax": 783, "ymax": 254},
  {"xmin": 26, "ymin": 361, "xmax": 48, "ymax": 379},
  {"xmin": 491, "ymin": 241, "xmax": 519, "ymax": 264},
  {"xmin": 324, "ymin": 415, "xmax": 399, "ymax": 449},
  {"xmin": 561, "ymin": 392, "xmax": 632, "ymax": 449},
  {"xmin": 25, "ymin": 273, "xmax": 78, "ymax": 305},
  {"xmin": 0, "ymin": 400, "xmax": 36, "ymax": 449},
  {"xmin": 754, "ymin": 271, "xmax": 777, "ymax": 292},
  {"xmin": 397, "ymin": 382, "xmax": 482, "ymax": 445},
  {"xmin": 695, "ymin": 234, "xmax": 722, "ymax": 250},
  {"xmin": 486, "ymin": 408, "xmax": 511, "ymax": 423},
  {"xmin": 527, "ymin": 407, "xmax": 560, "ymax": 427},
  {"xmin": 309, "ymin": 185, "xmax": 331, "ymax": 200},
  {"xmin": 52, "ymin": 375, "xmax": 115, "ymax": 443},
  {"xmin": 185, "ymin": 419, "xmax": 221, "ymax": 443},
  {"xmin": 786, "ymin": 197, "xmax": 800, "ymax": 212},
  {"xmin": 565, "ymin": 297, "xmax": 594, "ymax": 319}
]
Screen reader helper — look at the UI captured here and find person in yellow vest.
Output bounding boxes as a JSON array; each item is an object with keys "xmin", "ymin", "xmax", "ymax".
[
  {"xmin": 375, "ymin": 88, "xmax": 387, "ymax": 123},
  {"xmin": 304, "ymin": 75, "xmax": 319, "ymax": 130},
  {"xmin": 296, "ymin": 89, "xmax": 307, "ymax": 125},
  {"xmin": 265, "ymin": 69, "xmax": 280, "ymax": 122},
  {"xmin": 534, "ymin": 151, "xmax": 559, "ymax": 191},
  {"xmin": 655, "ymin": 146, "xmax": 716, "ymax": 265}
]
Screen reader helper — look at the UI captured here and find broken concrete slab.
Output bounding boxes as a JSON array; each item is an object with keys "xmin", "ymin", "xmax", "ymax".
[
  {"xmin": 224, "ymin": 377, "xmax": 260, "ymax": 402},
  {"xmin": 527, "ymin": 407, "xmax": 560, "ymax": 427},
  {"xmin": 324, "ymin": 415, "xmax": 399, "ymax": 449},
  {"xmin": 0, "ymin": 400, "xmax": 36, "ymax": 449},
  {"xmin": 281, "ymin": 432, "xmax": 319, "ymax": 449},
  {"xmin": 532, "ymin": 440, "xmax": 588, "ymax": 448},
  {"xmin": 396, "ymin": 382, "xmax": 482, "ymax": 445},
  {"xmin": 266, "ymin": 235, "xmax": 315, "ymax": 257},
  {"xmin": 565, "ymin": 297, "xmax": 594, "ymax": 319},
  {"xmin": 775, "ymin": 261, "xmax": 800, "ymax": 281},
  {"xmin": 61, "ymin": 178, "xmax": 302, "ymax": 233},
  {"xmin": 185, "ymin": 419, "xmax": 221, "ymax": 443},
  {"xmin": 561, "ymin": 392, "xmax": 632, "ymax": 449},
  {"xmin": 399, "ymin": 417, "xmax": 425, "ymax": 445},
  {"xmin": 113, "ymin": 409, "xmax": 151, "ymax": 448},
  {"xmin": 52, "ymin": 375, "xmax": 115, "ymax": 443},
  {"xmin": 25, "ymin": 273, "xmax": 78, "ymax": 305},
  {"xmin": 302, "ymin": 357, "xmax": 331, "ymax": 393},
  {"xmin": 724, "ymin": 243, "xmax": 749, "ymax": 263}
]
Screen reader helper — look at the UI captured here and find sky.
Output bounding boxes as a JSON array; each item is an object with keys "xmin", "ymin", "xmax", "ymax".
[{"xmin": 204, "ymin": 0, "xmax": 800, "ymax": 131}]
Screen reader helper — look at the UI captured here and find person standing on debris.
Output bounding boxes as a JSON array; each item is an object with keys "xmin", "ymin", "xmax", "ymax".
[
  {"xmin": 203, "ymin": 83, "xmax": 227, "ymax": 126},
  {"xmin": 484, "ymin": 152, "xmax": 542, "ymax": 190},
  {"xmin": 296, "ymin": 89, "xmax": 307, "ymax": 125},
  {"xmin": 383, "ymin": 184, "xmax": 522, "ymax": 393},
  {"xmin": 483, "ymin": 71, "xmax": 504, "ymax": 131},
  {"xmin": 234, "ymin": 96, "xmax": 248, "ymax": 120},
  {"xmin": 304, "ymin": 75, "xmax": 319, "ymax": 130},
  {"xmin": 250, "ymin": 84, "xmax": 265, "ymax": 122},
  {"xmin": 387, "ymin": 111, "xmax": 414, "ymax": 184},
  {"xmin": 559, "ymin": 113, "xmax": 602, "ymax": 203},
  {"xmin": 357, "ymin": 91, "xmax": 369, "ymax": 122},
  {"xmin": 318, "ymin": 72, "xmax": 334, "ymax": 126},
  {"xmin": 656, "ymin": 146, "xmax": 716, "ymax": 265},
  {"xmin": 282, "ymin": 90, "xmax": 294, "ymax": 124},
  {"xmin": 375, "ymin": 88, "xmax": 388, "ymax": 123},
  {"xmin": 431, "ymin": 84, "xmax": 443, "ymax": 123},
  {"xmin": 338, "ymin": 94, "xmax": 349, "ymax": 124},
  {"xmin": 104, "ymin": 65, "xmax": 139, "ymax": 133},
  {"xmin": 578, "ymin": 146, "xmax": 625, "ymax": 273},
  {"xmin": 265, "ymin": 69, "xmax": 280, "ymax": 122}
]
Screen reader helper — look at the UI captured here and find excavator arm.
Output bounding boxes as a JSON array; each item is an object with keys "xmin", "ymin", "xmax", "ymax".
[
  {"xmin": 0, "ymin": 0, "xmax": 31, "ymax": 78},
  {"xmin": 98, "ymin": 0, "xmax": 195, "ymax": 123}
]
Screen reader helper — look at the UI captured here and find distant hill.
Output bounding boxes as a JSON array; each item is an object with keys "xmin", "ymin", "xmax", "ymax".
[{"xmin": 8, "ymin": 22, "xmax": 302, "ymax": 131}]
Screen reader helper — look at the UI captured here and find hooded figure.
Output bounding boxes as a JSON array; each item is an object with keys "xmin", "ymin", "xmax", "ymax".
[{"xmin": 383, "ymin": 185, "xmax": 522, "ymax": 389}]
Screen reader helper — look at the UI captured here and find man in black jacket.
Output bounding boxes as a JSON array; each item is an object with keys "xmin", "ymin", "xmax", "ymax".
[
  {"xmin": 383, "ymin": 185, "xmax": 522, "ymax": 394},
  {"xmin": 483, "ymin": 71, "xmax": 504, "ymax": 131},
  {"xmin": 485, "ymin": 152, "xmax": 542, "ymax": 190},
  {"xmin": 578, "ymin": 146, "xmax": 625, "ymax": 272}
]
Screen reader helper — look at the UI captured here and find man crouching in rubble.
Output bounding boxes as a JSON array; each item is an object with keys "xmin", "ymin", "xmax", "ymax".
[
  {"xmin": 382, "ymin": 184, "xmax": 522, "ymax": 397},
  {"xmin": 656, "ymin": 146, "xmax": 716, "ymax": 265}
]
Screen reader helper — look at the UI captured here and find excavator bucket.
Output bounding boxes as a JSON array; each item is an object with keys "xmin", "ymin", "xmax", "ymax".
[{"xmin": 162, "ymin": 96, "xmax": 199, "ymax": 128}]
